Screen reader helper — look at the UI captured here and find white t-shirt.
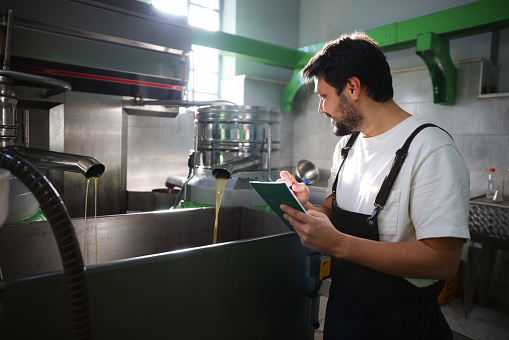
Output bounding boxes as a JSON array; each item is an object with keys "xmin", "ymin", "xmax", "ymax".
[{"xmin": 325, "ymin": 115, "xmax": 470, "ymax": 286}]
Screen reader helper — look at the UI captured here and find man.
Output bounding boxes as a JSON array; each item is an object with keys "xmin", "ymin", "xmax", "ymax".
[{"xmin": 279, "ymin": 32, "xmax": 470, "ymax": 339}]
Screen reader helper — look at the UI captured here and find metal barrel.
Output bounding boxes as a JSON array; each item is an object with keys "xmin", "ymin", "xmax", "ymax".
[{"xmin": 194, "ymin": 105, "xmax": 281, "ymax": 172}]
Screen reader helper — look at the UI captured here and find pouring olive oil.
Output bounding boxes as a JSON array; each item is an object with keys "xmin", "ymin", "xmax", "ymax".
[
  {"xmin": 84, "ymin": 177, "xmax": 99, "ymax": 265},
  {"xmin": 213, "ymin": 175, "xmax": 228, "ymax": 244}
]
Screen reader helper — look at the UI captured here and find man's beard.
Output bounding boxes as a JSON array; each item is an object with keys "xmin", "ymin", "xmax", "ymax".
[{"xmin": 333, "ymin": 93, "xmax": 364, "ymax": 136}]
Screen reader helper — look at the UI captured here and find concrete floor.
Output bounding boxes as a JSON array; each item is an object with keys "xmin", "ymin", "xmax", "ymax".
[{"xmin": 313, "ymin": 280, "xmax": 509, "ymax": 340}]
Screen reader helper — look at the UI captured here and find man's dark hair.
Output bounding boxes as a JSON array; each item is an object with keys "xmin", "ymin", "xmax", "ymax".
[{"xmin": 300, "ymin": 32, "xmax": 393, "ymax": 102}]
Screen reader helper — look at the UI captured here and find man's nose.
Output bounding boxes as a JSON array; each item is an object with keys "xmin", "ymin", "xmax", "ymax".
[{"xmin": 318, "ymin": 97, "xmax": 326, "ymax": 115}]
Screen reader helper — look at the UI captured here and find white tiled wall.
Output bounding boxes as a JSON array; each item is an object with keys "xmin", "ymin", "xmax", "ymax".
[{"xmin": 126, "ymin": 111, "xmax": 195, "ymax": 191}]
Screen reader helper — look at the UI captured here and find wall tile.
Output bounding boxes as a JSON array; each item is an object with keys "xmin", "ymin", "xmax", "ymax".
[
  {"xmin": 392, "ymin": 69, "xmax": 432, "ymax": 103},
  {"xmin": 162, "ymin": 126, "xmax": 194, "ymax": 156},
  {"xmin": 127, "ymin": 126, "xmax": 164, "ymax": 159},
  {"xmin": 127, "ymin": 158, "xmax": 189, "ymax": 191},
  {"xmin": 455, "ymin": 61, "xmax": 482, "ymax": 100},
  {"xmin": 416, "ymin": 98, "xmax": 509, "ymax": 136},
  {"xmin": 461, "ymin": 135, "xmax": 509, "ymax": 174}
]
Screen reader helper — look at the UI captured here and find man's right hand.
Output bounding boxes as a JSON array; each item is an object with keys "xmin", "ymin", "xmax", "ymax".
[{"xmin": 278, "ymin": 171, "xmax": 310, "ymax": 206}]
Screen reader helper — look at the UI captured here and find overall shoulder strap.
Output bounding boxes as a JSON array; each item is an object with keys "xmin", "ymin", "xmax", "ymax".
[
  {"xmin": 367, "ymin": 123, "xmax": 450, "ymax": 225},
  {"xmin": 332, "ymin": 131, "xmax": 360, "ymax": 206}
]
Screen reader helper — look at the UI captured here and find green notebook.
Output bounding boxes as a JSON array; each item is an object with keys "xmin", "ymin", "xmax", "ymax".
[{"xmin": 250, "ymin": 181, "xmax": 308, "ymax": 232}]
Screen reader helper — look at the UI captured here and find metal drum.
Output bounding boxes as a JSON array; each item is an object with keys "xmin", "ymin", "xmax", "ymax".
[
  {"xmin": 186, "ymin": 105, "xmax": 281, "ymax": 207},
  {"xmin": 195, "ymin": 105, "xmax": 280, "ymax": 172}
]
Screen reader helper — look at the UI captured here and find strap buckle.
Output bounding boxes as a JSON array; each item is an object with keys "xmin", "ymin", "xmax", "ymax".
[
  {"xmin": 395, "ymin": 148, "xmax": 408, "ymax": 159},
  {"xmin": 341, "ymin": 146, "xmax": 351, "ymax": 158},
  {"xmin": 367, "ymin": 204, "xmax": 383, "ymax": 225}
]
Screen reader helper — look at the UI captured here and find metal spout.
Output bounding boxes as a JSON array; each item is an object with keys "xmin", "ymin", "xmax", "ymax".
[
  {"xmin": 212, "ymin": 154, "xmax": 262, "ymax": 179},
  {"xmin": 5, "ymin": 146, "xmax": 105, "ymax": 178}
]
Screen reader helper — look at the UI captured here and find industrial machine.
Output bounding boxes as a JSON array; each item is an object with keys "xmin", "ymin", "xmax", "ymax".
[
  {"xmin": 174, "ymin": 104, "xmax": 281, "ymax": 208},
  {"xmin": 0, "ymin": 0, "xmax": 195, "ymax": 217},
  {"xmin": 0, "ymin": 8, "xmax": 105, "ymax": 222}
]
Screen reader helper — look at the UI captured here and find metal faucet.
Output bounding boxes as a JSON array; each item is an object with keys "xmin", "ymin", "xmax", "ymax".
[
  {"xmin": 212, "ymin": 154, "xmax": 262, "ymax": 179},
  {"xmin": 4, "ymin": 146, "xmax": 105, "ymax": 178}
]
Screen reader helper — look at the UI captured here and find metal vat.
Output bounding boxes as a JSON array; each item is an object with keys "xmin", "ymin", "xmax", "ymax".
[{"xmin": 0, "ymin": 207, "xmax": 321, "ymax": 339}]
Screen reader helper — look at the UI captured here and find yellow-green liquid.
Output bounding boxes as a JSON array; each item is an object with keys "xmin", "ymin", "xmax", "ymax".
[
  {"xmin": 213, "ymin": 177, "xmax": 228, "ymax": 244},
  {"xmin": 84, "ymin": 177, "xmax": 99, "ymax": 265}
]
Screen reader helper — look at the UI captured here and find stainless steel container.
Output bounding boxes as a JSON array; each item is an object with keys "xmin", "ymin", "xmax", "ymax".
[
  {"xmin": 195, "ymin": 105, "xmax": 280, "ymax": 172},
  {"xmin": 0, "ymin": 207, "xmax": 321, "ymax": 339},
  {"xmin": 186, "ymin": 105, "xmax": 281, "ymax": 206}
]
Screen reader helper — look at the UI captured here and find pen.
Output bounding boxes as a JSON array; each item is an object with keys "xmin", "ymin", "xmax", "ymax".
[{"xmin": 289, "ymin": 180, "xmax": 310, "ymax": 190}]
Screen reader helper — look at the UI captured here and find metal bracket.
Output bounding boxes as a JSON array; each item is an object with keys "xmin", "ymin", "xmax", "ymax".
[{"xmin": 416, "ymin": 32, "xmax": 457, "ymax": 104}]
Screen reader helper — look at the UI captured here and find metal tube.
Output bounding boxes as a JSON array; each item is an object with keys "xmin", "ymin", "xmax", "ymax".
[
  {"xmin": 3, "ymin": 9, "xmax": 13, "ymax": 70},
  {"xmin": 22, "ymin": 109, "xmax": 29, "ymax": 147},
  {"xmin": 0, "ymin": 70, "xmax": 71, "ymax": 97},
  {"xmin": 0, "ymin": 82, "xmax": 17, "ymax": 148},
  {"xmin": 5, "ymin": 146, "xmax": 105, "ymax": 178},
  {"xmin": 212, "ymin": 154, "xmax": 262, "ymax": 179}
]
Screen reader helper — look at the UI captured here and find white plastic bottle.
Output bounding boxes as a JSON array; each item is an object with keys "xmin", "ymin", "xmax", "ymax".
[{"xmin": 486, "ymin": 168, "xmax": 496, "ymax": 198}]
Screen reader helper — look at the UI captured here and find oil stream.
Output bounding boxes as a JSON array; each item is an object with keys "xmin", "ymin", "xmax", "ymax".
[
  {"xmin": 213, "ymin": 176, "xmax": 228, "ymax": 244},
  {"xmin": 84, "ymin": 177, "xmax": 98, "ymax": 265}
]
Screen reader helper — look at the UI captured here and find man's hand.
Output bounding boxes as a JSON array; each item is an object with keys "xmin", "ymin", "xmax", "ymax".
[
  {"xmin": 280, "ymin": 203, "xmax": 341, "ymax": 254},
  {"xmin": 278, "ymin": 171, "xmax": 310, "ymax": 206}
]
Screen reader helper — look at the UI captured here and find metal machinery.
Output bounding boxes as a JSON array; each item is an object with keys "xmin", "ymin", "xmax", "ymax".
[
  {"xmin": 0, "ymin": 1, "xmax": 325, "ymax": 339},
  {"xmin": 179, "ymin": 104, "xmax": 282, "ymax": 208},
  {"xmin": 0, "ymin": 7, "xmax": 105, "ymax": 222},
  {"xmin": 0, "ymin": 0, "xmax": 194, "ymax": 217}
]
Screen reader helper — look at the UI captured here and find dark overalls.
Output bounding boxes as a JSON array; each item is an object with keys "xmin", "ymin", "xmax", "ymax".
[{"xmin": 324, "ymin": 124, "xmax": 453, "ymax": 340}]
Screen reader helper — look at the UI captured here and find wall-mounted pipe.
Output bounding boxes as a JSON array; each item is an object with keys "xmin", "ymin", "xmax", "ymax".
[
  {"xmin": 0, "ymin": 148, "xmax": 93, "ymax": 340},
  {"xmin": 2, "ymin": 9, "xmax": 13, "ymax": 70}
]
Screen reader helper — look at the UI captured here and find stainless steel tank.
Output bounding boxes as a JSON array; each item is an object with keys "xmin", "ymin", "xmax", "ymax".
[
  {"xmin": 186, "ymin": 105, "xmax": 281, "ymax": 207},
  {"xmin": 0, "ymin": 207, "xmax": 321, "ymax": 339}
]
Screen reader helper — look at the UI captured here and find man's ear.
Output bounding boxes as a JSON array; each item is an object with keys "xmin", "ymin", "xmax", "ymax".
[{"xmin": 346, "ymin": 77, "xmax": 362, "ymax": 101}]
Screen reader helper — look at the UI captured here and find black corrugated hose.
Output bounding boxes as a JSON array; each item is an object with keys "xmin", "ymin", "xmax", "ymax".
[{"xmin": 0, "ymin": 149, "xmax": 92, "ymax": 340}]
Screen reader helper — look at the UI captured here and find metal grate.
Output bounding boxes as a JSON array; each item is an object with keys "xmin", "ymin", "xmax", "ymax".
[{"xmin": 469, "ymin": 203, "xmax": 509, "ymax": 241}]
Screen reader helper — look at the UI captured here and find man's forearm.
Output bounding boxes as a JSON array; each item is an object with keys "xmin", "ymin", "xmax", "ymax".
[{"xmin": 331, "ymin": 234, "xmax": 464, "ymax": 280}]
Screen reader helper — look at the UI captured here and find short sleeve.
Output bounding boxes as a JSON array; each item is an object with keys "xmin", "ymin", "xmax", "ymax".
[{"xmin": 410, "ymin": 144, "xmax": 470, "ymax": 240}]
